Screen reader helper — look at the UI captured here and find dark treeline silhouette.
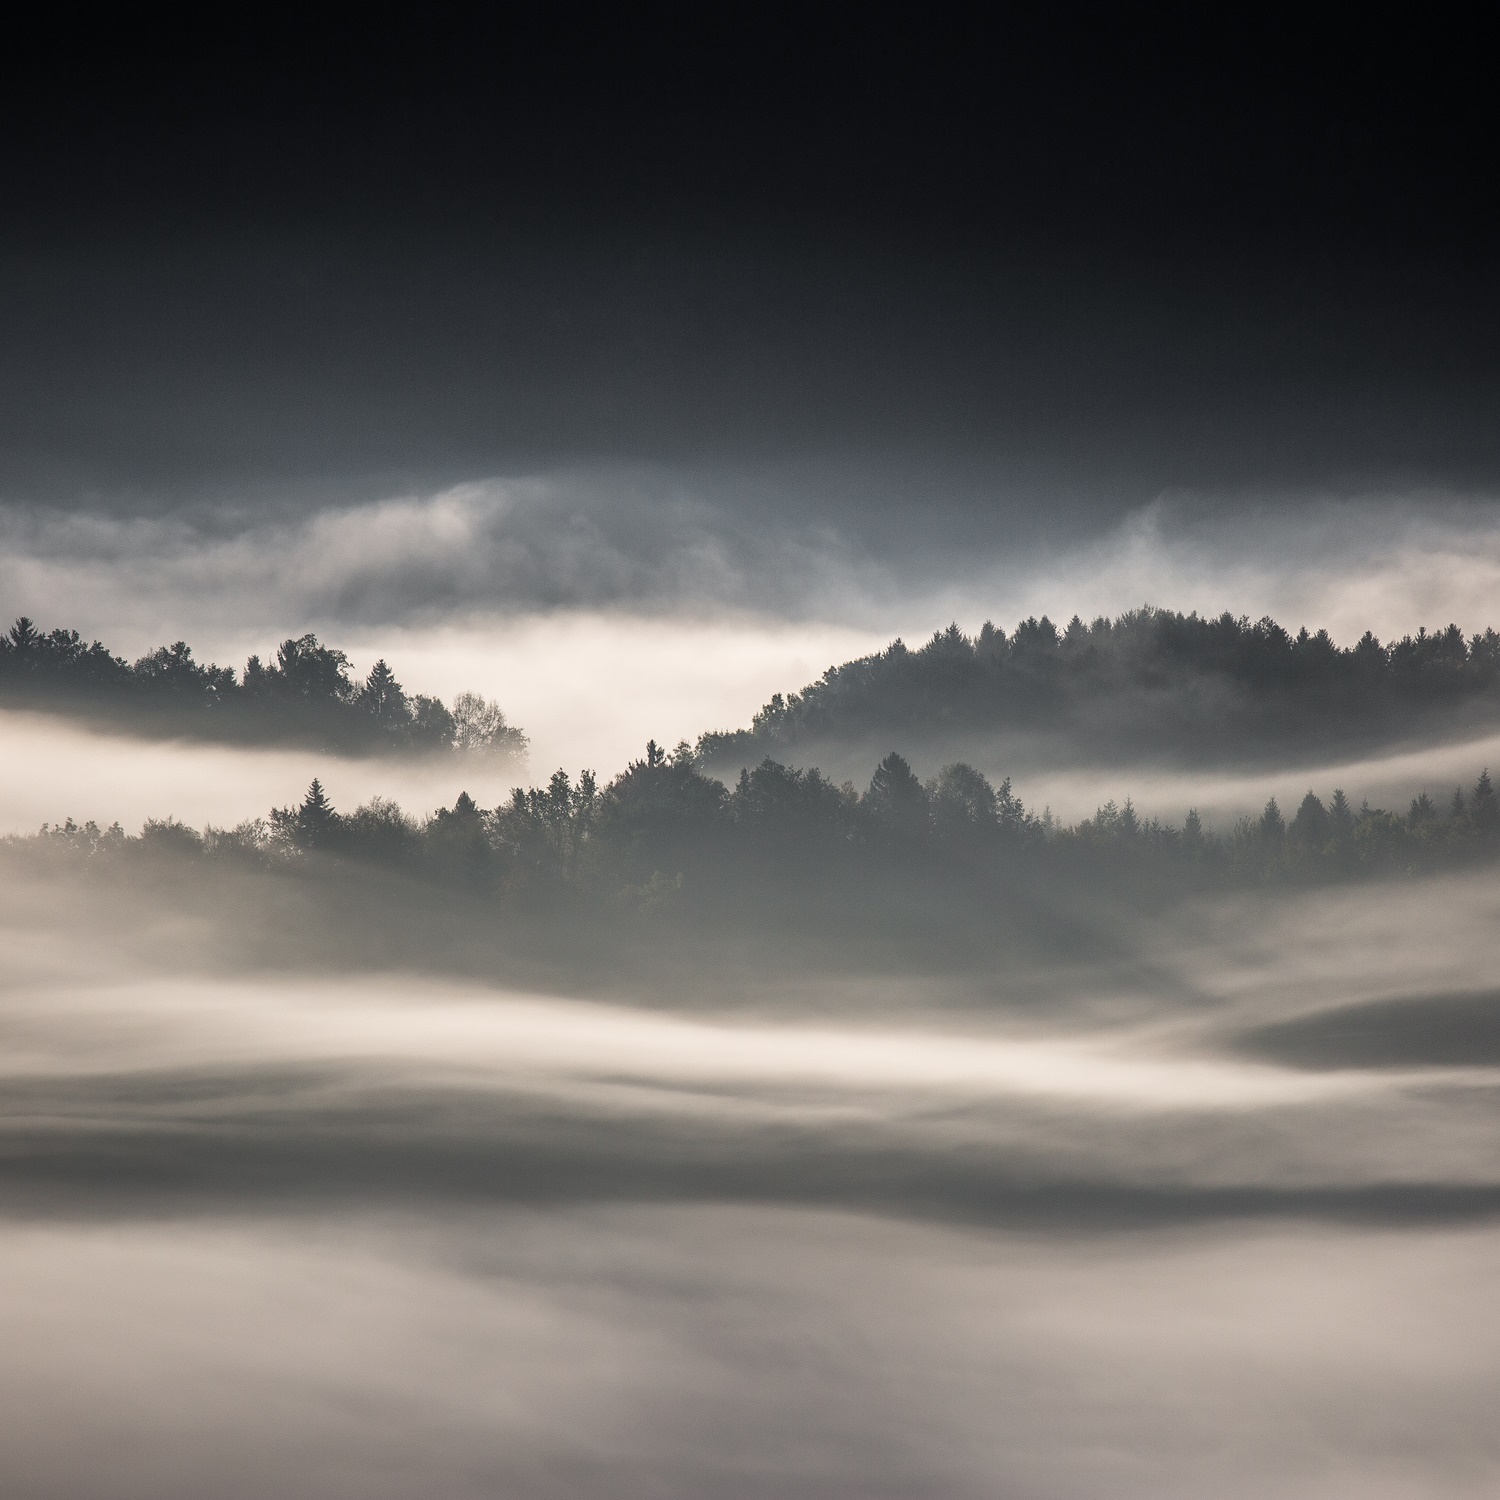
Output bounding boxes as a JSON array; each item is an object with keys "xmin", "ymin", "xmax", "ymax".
[
  {"xmin": 21, "ymin": 746, "xmax": 1500, "ymax": 929},
  {"xmin": 0, "ymin": 617, "xmax": 527, "ymax": 761},
  {"xmin": 698, "ymin": 608, "xmax": 1500, "ymax": 773}
]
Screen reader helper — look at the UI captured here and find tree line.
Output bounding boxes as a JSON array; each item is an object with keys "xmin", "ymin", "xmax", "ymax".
[
  {"xmin": 0, "ymin": 617, "xmax": 527, "ymax": 760},
  {"xmin": 20, "ymin": 744, "xmax": 1500, "ymax": 912},
  {"xmin": 697, "ymin": 608, "xmax": 1500, "ymax": 770},
  {"xmin": 12, "ymin": 605, "xmax": 1498, "ymax": 772}
]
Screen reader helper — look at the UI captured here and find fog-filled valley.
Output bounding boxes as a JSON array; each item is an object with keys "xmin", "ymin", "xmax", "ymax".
[
  {"xmin": 7, "ymin": 606, "xmax": 1500, "ymax": 1494},
  {"xmin": 6, "ymin": 769, "xmax": 1500, "ymax": 1496},
  {"xmin": 7, "ymin": 10, "xmax": 1500, "ymax": 1496}
]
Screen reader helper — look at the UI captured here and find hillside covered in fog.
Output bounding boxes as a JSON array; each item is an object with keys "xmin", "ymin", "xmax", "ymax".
[
  {"xmin": 698, "ymin": 608, "xmax": 1500, "ymax": 777},
  {"xmin": 0, "ymin": 616, "xmax": 527, "ymax": 762},
  {"xmin": 18, "ymin": 741, "xmax": 1500, "ymax": 987},
  {"xmin": 12, "ymin": 605, "xmax": 1500, "ymax": 782}
]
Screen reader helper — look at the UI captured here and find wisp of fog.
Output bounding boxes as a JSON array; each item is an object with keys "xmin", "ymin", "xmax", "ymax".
[{"xmin": 4, "ymin": 799, "xmax": 1500, "ymax": 1496}]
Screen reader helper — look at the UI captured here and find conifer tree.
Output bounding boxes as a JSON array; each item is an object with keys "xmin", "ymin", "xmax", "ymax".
[
  {"xmin": 865, "ymin": 752, "xmax": 929, "ymax": 841},
  {"xmin": 1473, "ymin": 769, "xmax": 1497, "ymax": 831},
  {"xmin": 294, "ymin": 778, "xmax": 340, "ymax": 850},
  {"xmin": 359, "ymin": 660, "xmax": 409, "ymax": 726},
  {"xmin": 1259, "ymin": 797, "xmax": 1285, "ymax": 843},
  {"xmin": 1329, "ymin": 789, "xmax": 1354, "ymax": 840}
]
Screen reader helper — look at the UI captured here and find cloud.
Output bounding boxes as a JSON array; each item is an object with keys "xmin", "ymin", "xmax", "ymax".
[
  {"xmin": 0, "ymin": 474, "xmax": 883, "ymax": 638},
  {"xmin": 7, "ymin": 478, "xmax": 1500, "ymax": 653}
]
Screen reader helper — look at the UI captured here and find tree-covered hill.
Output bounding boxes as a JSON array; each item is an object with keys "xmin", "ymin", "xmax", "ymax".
[
  {"xmin": 21, "ymin": 743, "xmax": 1500, "ymax": 915},
  {"xmin": 696, "ymin": 608, "xmax": 1500, "ymax": 776},
  {"xmin": 0, "ymin": 616, "xmax": 527, "ymax": 762}
]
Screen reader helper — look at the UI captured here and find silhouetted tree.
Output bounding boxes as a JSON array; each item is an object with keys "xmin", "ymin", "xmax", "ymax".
[
  {"xmin": 1182, "ymin": 808, "xmax": 1204, "ymax": 854},
  {"xmin": 864, "ymin": 752, "xmax": 929, "ymax": 844},
  {"xmin": 132, "ymin": 642, "xmax": 235, "ymax": 702},
  {"xmin": 928, "ymin": 762, "xmax": 998, "ymax": 842},
  {"xmin": 273, "ymin": 636, "xmax": 354, "ymax": 702},
  {"xmin": 1329, "ymin": 789, "xmax": 1355, "ymax": 841},
  {"xmin": 731, "ymin": 759, "xmax": 855, "ymax": 857},
  {"xmin": 137, "ymin": 817, "xmax": 205, "ymax": 857},
  {"xmin": 1290, "ymin": 792, "xmax": 1330, "ymax": 850},
  {"xmin": 451, "ymin": 691, "xmax": 528, "ymax": 760},
  {"xmin": 1259, "ymin": 798, "xmax": 1285, "ymax": 842},
  {"xmin": 284, "ymin": 778, "xmax": 340, "ymax": 852},
  {"xmin": 341, "ymin": 795, "xmax": 420, "ymax": 865},
  {"xmin": 406, "ymin": 694, "xmax": 457, "ymax": 751},
  {"xmin": 359, "ymin": 659, "xmax": 409, "ymax": 726},
  {"xmin": 425, "ymin": 790, "xmax": 494, "ymax": 885},
  {"xmin": 1473, "ymin": 769, "xmax": 1498, "ymax": 831},
  {"xmin": 592, "ymin": 741, "xmax": 728, "ymax": 878}
]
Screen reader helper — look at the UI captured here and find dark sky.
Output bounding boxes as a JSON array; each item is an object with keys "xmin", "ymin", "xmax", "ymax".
[{"xmin": 3, "ymin": 7, "xmax": 1497, "ymax": 538}]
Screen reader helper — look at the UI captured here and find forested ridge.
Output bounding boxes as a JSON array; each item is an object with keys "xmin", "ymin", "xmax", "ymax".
[
  {"xmin": 12, "ymin": 605, "xmax": 1500, "ymax": 936},
  {"xmin": 19, "ymin": 743, "xmax": 1500, "ymax": 923},
  {"xmin": 698, "ymin": 608, "xmax": 1500, "ymax": 771},
  {"xmin": 10, "ymin": 605, "xmax": 1499, "ymax": 771},
  {"xmin": 0, "ymin": 616, "xmax": 527, "ymax": 760}
]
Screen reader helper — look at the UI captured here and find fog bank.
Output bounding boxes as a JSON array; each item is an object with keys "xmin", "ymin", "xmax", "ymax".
[{"xmin": 4, "ymin": 856, "xmax": 1500, "ymax": 1495}]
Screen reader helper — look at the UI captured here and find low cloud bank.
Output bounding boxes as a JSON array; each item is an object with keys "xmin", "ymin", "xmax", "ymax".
[
  {"xmin": 0, "ymin": 477, "xmax": 877, "ymax": 640},
  {"xmin": 4, "ymin": 481, "xmax": 1500, "ymax": 650},
  {"xmin": 3, "ymin": 858, "xmax": 1500, "ymax": 1495}
]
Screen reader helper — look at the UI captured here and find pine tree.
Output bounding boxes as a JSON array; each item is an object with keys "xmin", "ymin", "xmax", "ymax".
[
  {"xmin": 359, "ymin": 659, "xmax": 409, "ymax": 726},
  {"xmin": 864, "ymin": 752, "xmax": 929, "ymax": 841},
  {"xmin": 1259, "ymin": 797, "xmax": 1285, "ymax": 843},
  {"xmin": 1329, "ymin": 789, "xmax": 1354, "ymax": 839},
  {"xmin": 1473, "ymin": 769, "xmax": 1497, "ymax": 831},
  {"xmin": 294, "ymin": 778, "xmax": 340, "ymax": 849},
  {"xmin": 1290, "ymin": 792, "xmax": 1330, "ymax": 849}
]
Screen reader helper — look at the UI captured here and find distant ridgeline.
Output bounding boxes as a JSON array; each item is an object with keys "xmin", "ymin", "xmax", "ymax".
[
  {"xmin": 0, "ymin": 617, "xmax": 528, "ymax": 761},
  {"xmin": 697, "ymin": 609, "xmax": 1500, "ymax": 772},
  {"xmin": 19, "ymin": 745, "xmax": 1500, "ymax": 909}
]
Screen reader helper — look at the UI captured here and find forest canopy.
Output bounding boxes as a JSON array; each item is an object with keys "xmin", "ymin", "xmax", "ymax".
[
  {"xmin": 10, "ymin": 605, "xmax": 1499, "ymax": 774},
  {"xmin": 20, "ymin": 743, "xmax": 1500, "ymax": 933},
  {"xmin": 697, "ymin": 608, "xmax": 1500, "ymax": 773},
  {"xmin": 0, "ymin": 617, "xmax": 527, "ymax": 761}
]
